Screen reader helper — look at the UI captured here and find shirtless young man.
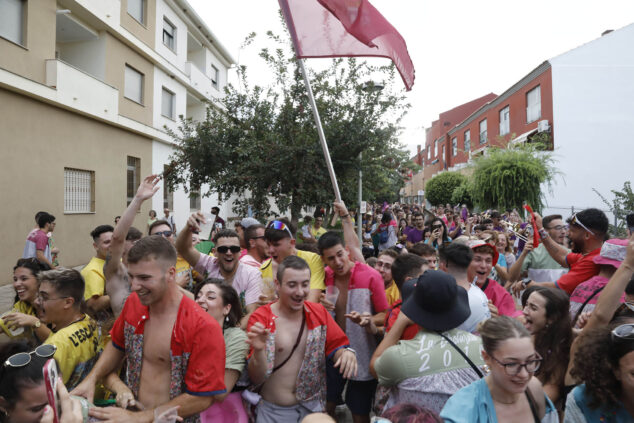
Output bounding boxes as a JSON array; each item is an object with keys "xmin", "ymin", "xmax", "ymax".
[
  {"xmin": 72, "ymin": 236, "xmax": 226, "ymax": 423},
  {"xmin": 104, "ymin": 174, "xmax": 159, "ymax": 318},
  {"xmin": 247, "ymin": 255, "xmax": 357, "ymax": 422}
]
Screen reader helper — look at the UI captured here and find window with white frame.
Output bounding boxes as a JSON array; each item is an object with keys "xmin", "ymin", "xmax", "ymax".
[
  {"xmin": 464, "ymin": 130, "xmax": 471, "ymax": 153},
  {"xmin": 526, "ymin": 85, "xmax": 541, "ymax": 123},
  {"xmin": 127, "ymin": 0, "xmax": 145, "ymax": 24},
  {"xmin": 161, "ymin": 87, "xmax": 175, "ymax": 119},
  {"xmin": 163, "ymin": 17, "xmax": 176, "ymax": 51},
  {"xmin": 126, "ymin": 156, "xmax": 140, "ymax": 206},
  {"xmin": 211, "ymin": 65, "xmax": 219, "ymax": 89},
  {"xmin": 499, "ymin": 106, "xmax": 510, "ymax": 136},
  {"xmin": 451, "ymin": 137, "xmax": 457, "ymax": 156},
  {"xmin": 64, "ymin": 168, "xmax": 95, "ymax": 213},
  {"xmin": 0, "ymin": 0, "xmax": 25, "ymax": 45},
  {"xmin": 124, "ymin": 65, "xmax": 144, "ymax": 104},
  {"xmin": 479, "ymin": 119, "xmax": 487, "ymax": 144},
  {"xmin": 442, "ymin": 145, "xmax": 446, "ymax": 162},
  {"xmin": 427, "ymin": 146, "xmax": 430, "ymax": 160}
]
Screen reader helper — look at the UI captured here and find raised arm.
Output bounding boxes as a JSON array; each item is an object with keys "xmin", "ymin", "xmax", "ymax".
[
  {"xmin": 333, "ymin": 201, "xmax": 364, "ymax": 264},
  {"xmin": 105, "ymin": 174, "xmax": 160, "ymax": 280},
  {"xmin": 534, "ymin": 213, "xmax": 568, "ymax": 267},
  {"xmin": 175, "ymin": 212, "xmax": 204, "ymax": 267},
  {"xmin": 508, "ymin": 239, "xmax": 533, "ymax": 283}
]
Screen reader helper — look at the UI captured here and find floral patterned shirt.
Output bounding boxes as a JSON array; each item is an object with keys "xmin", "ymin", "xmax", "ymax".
[
  {"xmin": 111, "ymin": 293, "xmax": 226, "ymax": 423},
  {"xmin": 247, "ymin": 301, "xmax": 349, "ymax": 412}
]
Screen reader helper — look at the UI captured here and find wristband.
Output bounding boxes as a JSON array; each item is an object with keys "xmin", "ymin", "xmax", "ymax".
[
  {"xmin": 340, "ymin": 214, "xmax": 350, "ymax": 218},
  {"xmin": 344, "ymin": 347, "xmax": 356, "ymax": 355},
  {"xmin": 538, "ymin": 228, "xmax": 549, "ymax": 240}
]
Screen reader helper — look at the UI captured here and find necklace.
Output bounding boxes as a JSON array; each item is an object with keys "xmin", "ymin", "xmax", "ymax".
[{"xmin": 492, "ymin": 396, "xmax": 520, "ymax": 405}]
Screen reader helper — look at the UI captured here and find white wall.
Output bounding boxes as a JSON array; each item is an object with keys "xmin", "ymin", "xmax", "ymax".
[
  {"xmin": 544, "ymin": 24, "xmax": 634, "ymax": 223},
  {"xmin": 57, "ymin": 34, "xmax": 107, "ymax": 80},
  {"xmin": 155, "ymin": 0, "xmax": 188, "ymax": 71},
  {"xmin": 153, "ymin": 66, "xmax": 187, "ymax": 133}
]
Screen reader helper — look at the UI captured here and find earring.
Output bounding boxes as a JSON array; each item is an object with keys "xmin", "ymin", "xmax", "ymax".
[{"xmin": 225, "ymin": 315, "xmax": 229, "ymax": 322}]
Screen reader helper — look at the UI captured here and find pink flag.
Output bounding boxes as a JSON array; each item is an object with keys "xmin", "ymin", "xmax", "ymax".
[{"xmin": 279, "ymin": 0, "xmax": 415, "ymax": 91}]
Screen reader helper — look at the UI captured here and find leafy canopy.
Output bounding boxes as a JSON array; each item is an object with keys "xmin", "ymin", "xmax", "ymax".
[
  {"xmin": 425, "ymin": 171, "xmax": 467, "ymax": 206},
  {"xmin": 165, "ymin": 30, "xmax": 413, "ymax": 220},
  {"xmin": 470, "ymin": 144, "xmax": 558, "ymax": 213}
]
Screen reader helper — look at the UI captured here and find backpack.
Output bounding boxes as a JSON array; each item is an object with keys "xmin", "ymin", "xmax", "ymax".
[{"xmin": 379, "ymin": 225, "xmax": 389, "ymax": 243}]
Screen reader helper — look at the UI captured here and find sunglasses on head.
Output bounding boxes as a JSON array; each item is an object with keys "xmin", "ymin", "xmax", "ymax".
[
  {"xmin": 569, "ymin": 213, "xmax": 595, "ymax": 235},
  {"xmin": 154, "ymin": 230, "xmax": 173, "ymax": 238},
  {"xmin": 216, "ymin": 245, "xmax": 241, "ymax": 254},
  {"xmin": 4, "ymin": 344, "xmax": 57, "ymax": 368},
  {"xmin": 612, "ymin": 323, "xmax": 634, "ymax": 341},
  {"xmin": 267, "ymin": 220, "xmax": 294, "ymax": 239}
]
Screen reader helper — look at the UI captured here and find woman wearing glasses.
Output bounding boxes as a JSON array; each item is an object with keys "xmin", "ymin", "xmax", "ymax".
[
  {"xmin": 521, "ymin": 286, "xmax": 572, "ymax": 412},
  {"xmin": 0, "ymin": 259, "xmax": 51, "ymax": 342},
  {"xmin": 566, "ymin": 323, "xmax": 634, "ymax": 422},
  {"xmin": 425, "ymin": 217, "xmax": 451, "ymax": 250},
  {"xmin": 440, "ymin": 316, "xmax": 557, "ymax": 422}
]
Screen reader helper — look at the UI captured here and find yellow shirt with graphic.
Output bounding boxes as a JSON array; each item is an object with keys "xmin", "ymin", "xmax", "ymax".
[
  {"xmin": 310, "ymin": 226, "xmax": 328, "ymax": 240},
  {"xmin": 0, "ymin": 301, "xmax": 37, "ymax": 340},
  {"xmin": 260, "ymin": 249, "xmax": 326, "ymax": 290},
  {"xmin": 384, "ymin": 282, "xmax": 400, "ymax": 307},
  {"xmin": 45, "ymin": 316, "xmax": 100, "ymax": 389},
  {"xmin": 81, "ymin": 257, "xmax": 106, "ymax": 300}
]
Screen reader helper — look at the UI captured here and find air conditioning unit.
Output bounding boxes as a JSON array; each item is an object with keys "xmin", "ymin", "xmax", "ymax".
[{"xmin": 537, "ymin": 120, "xmax": 550, "ymax": 132}]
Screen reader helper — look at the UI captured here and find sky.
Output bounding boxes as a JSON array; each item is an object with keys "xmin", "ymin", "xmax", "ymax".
[{"xmin": 188, "ymin": 0, "xmax": 634, "ymax": 156}]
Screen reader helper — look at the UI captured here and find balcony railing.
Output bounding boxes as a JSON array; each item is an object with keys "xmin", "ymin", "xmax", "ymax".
[{"xmin": 45, "ymin": 59, "xmax": 118, "ymax": 120}]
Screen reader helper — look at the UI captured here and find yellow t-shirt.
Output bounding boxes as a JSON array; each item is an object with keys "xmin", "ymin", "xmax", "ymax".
[
  {"xmin": 384, "ymin": 282, "xmax": 400, "ymax": 307},
  {"xmin": 81, "ymin": 257, "xmax": 106, "ymax": 300},
  {"xmin": 45, "ymin": 315, "xmax": 100, "ymax": 389},
  {"xmin": 0, "ymin": 301, "xmax": 37, "ymax": 340},
  {"xmin": 310, "ymin": 226, "xmax": 328, "ymax": 240},
  {"xmin": 260, "ymin": 249, "xmax": 326, "ymax": 290}
]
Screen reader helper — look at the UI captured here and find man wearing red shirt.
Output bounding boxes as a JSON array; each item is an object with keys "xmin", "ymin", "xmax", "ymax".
[
  {"xmin": 247, "ymin": 255, "xmax": 356, "ymax": 422},
  {"xmin": 73, "ymin": 236, "xmax": 226, "ymax": 423},
  {"xmin": 516, "ymin": 208, "xmax": 608, "ymax": 295}
]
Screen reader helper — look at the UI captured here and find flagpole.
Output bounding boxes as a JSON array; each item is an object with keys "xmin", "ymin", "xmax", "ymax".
[{"xmin": 297, "ymin": 59, "xmax": 342, "ymax": 203}]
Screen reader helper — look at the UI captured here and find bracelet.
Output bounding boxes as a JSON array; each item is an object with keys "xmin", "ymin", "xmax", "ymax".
[
  {"xmin": 340, "ymin": 214, "xmax": 350, "ymax": 218},
  {"xmin": 538, "ymin": 228, "xmax": 549, "ymax": 240}
]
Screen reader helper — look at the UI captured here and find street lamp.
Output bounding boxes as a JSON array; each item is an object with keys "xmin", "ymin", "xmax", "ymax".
[{"xmin": 359, "ymin": 82, "xmax": 385, "ymax": 241}]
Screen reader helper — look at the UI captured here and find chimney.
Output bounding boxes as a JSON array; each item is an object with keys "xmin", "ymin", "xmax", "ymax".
[{"xmin": 417, "ymin": 144, "xmax": 421, "ymax": 154}]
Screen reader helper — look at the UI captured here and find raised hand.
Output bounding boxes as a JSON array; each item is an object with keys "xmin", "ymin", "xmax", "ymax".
[
  {"xmin": 135, "ymin": 174, "xmax": 161, "ymax": 201},
  {"xmin": 246, "ymin": 322, "xmax": 269, "ymax": 352}
]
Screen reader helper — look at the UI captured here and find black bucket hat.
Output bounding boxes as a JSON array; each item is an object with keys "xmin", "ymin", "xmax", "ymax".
[{"xmin": 401, "ymin": 270, "xmax": 471, "ymax": 332}]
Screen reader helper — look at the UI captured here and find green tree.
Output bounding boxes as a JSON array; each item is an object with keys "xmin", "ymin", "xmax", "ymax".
[
  {"xmin": 451, "ymin": 180, "xmax": 474, "ymax": 209},
  {"xmin": 593, "ymin": 181, "xmax": 634, "ymax": 237},
  {"xmin": 165, "ymin": 30, "xmax": 412, "ymax": 222},
  {"xmin": 470, "ymin": 144, "xmax": 558, "ymax": 212},
  {"xmin": 425, "ymin": 171, "xmax": 467, "ymax": 206}
]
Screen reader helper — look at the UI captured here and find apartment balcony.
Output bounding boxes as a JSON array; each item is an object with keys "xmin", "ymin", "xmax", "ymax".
[
  {"xmin": 45, "ymin": 59, "xmax": 119, "ymax": 121},
  {"xmin": 185, "ymin": 61, "xmax": 215, "ymax": 100}
]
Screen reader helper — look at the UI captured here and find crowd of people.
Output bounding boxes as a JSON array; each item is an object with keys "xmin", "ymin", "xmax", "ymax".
[{"xmin": 1, "ymin": 173, "xmax": 634, "ymax": 423}]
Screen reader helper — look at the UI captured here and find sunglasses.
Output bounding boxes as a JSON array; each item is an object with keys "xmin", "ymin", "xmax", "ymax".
[
  {"xmin": 216, "ymin": 245, "xmax": 241, "ymax": 254},
  {"xmin": 569, "ymin": 213, "xmax": 595, "ymax": 235},
  {"xmin": 612, "ymin": 323, "xmax": 634, "ymax": 341},
  {"xmin": 432, "ymin": 224, "xmax": 443, "ymax": 230},
  {"xmin": 153, "ymin": 230, "xmax": 173, "ymax": 238},
  {"xmin": 4, "ymin": 344, "xmax": 57, "ymax": 368},
  {"xmin": 267, "ymin": 220, "xmax": 294, "ymax": 239}
]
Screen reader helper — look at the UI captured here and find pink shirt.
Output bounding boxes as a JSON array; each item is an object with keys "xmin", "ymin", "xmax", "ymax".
[{"xmin": 480, "ymin": 278, "xmax": 521, "ymax": 317}]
